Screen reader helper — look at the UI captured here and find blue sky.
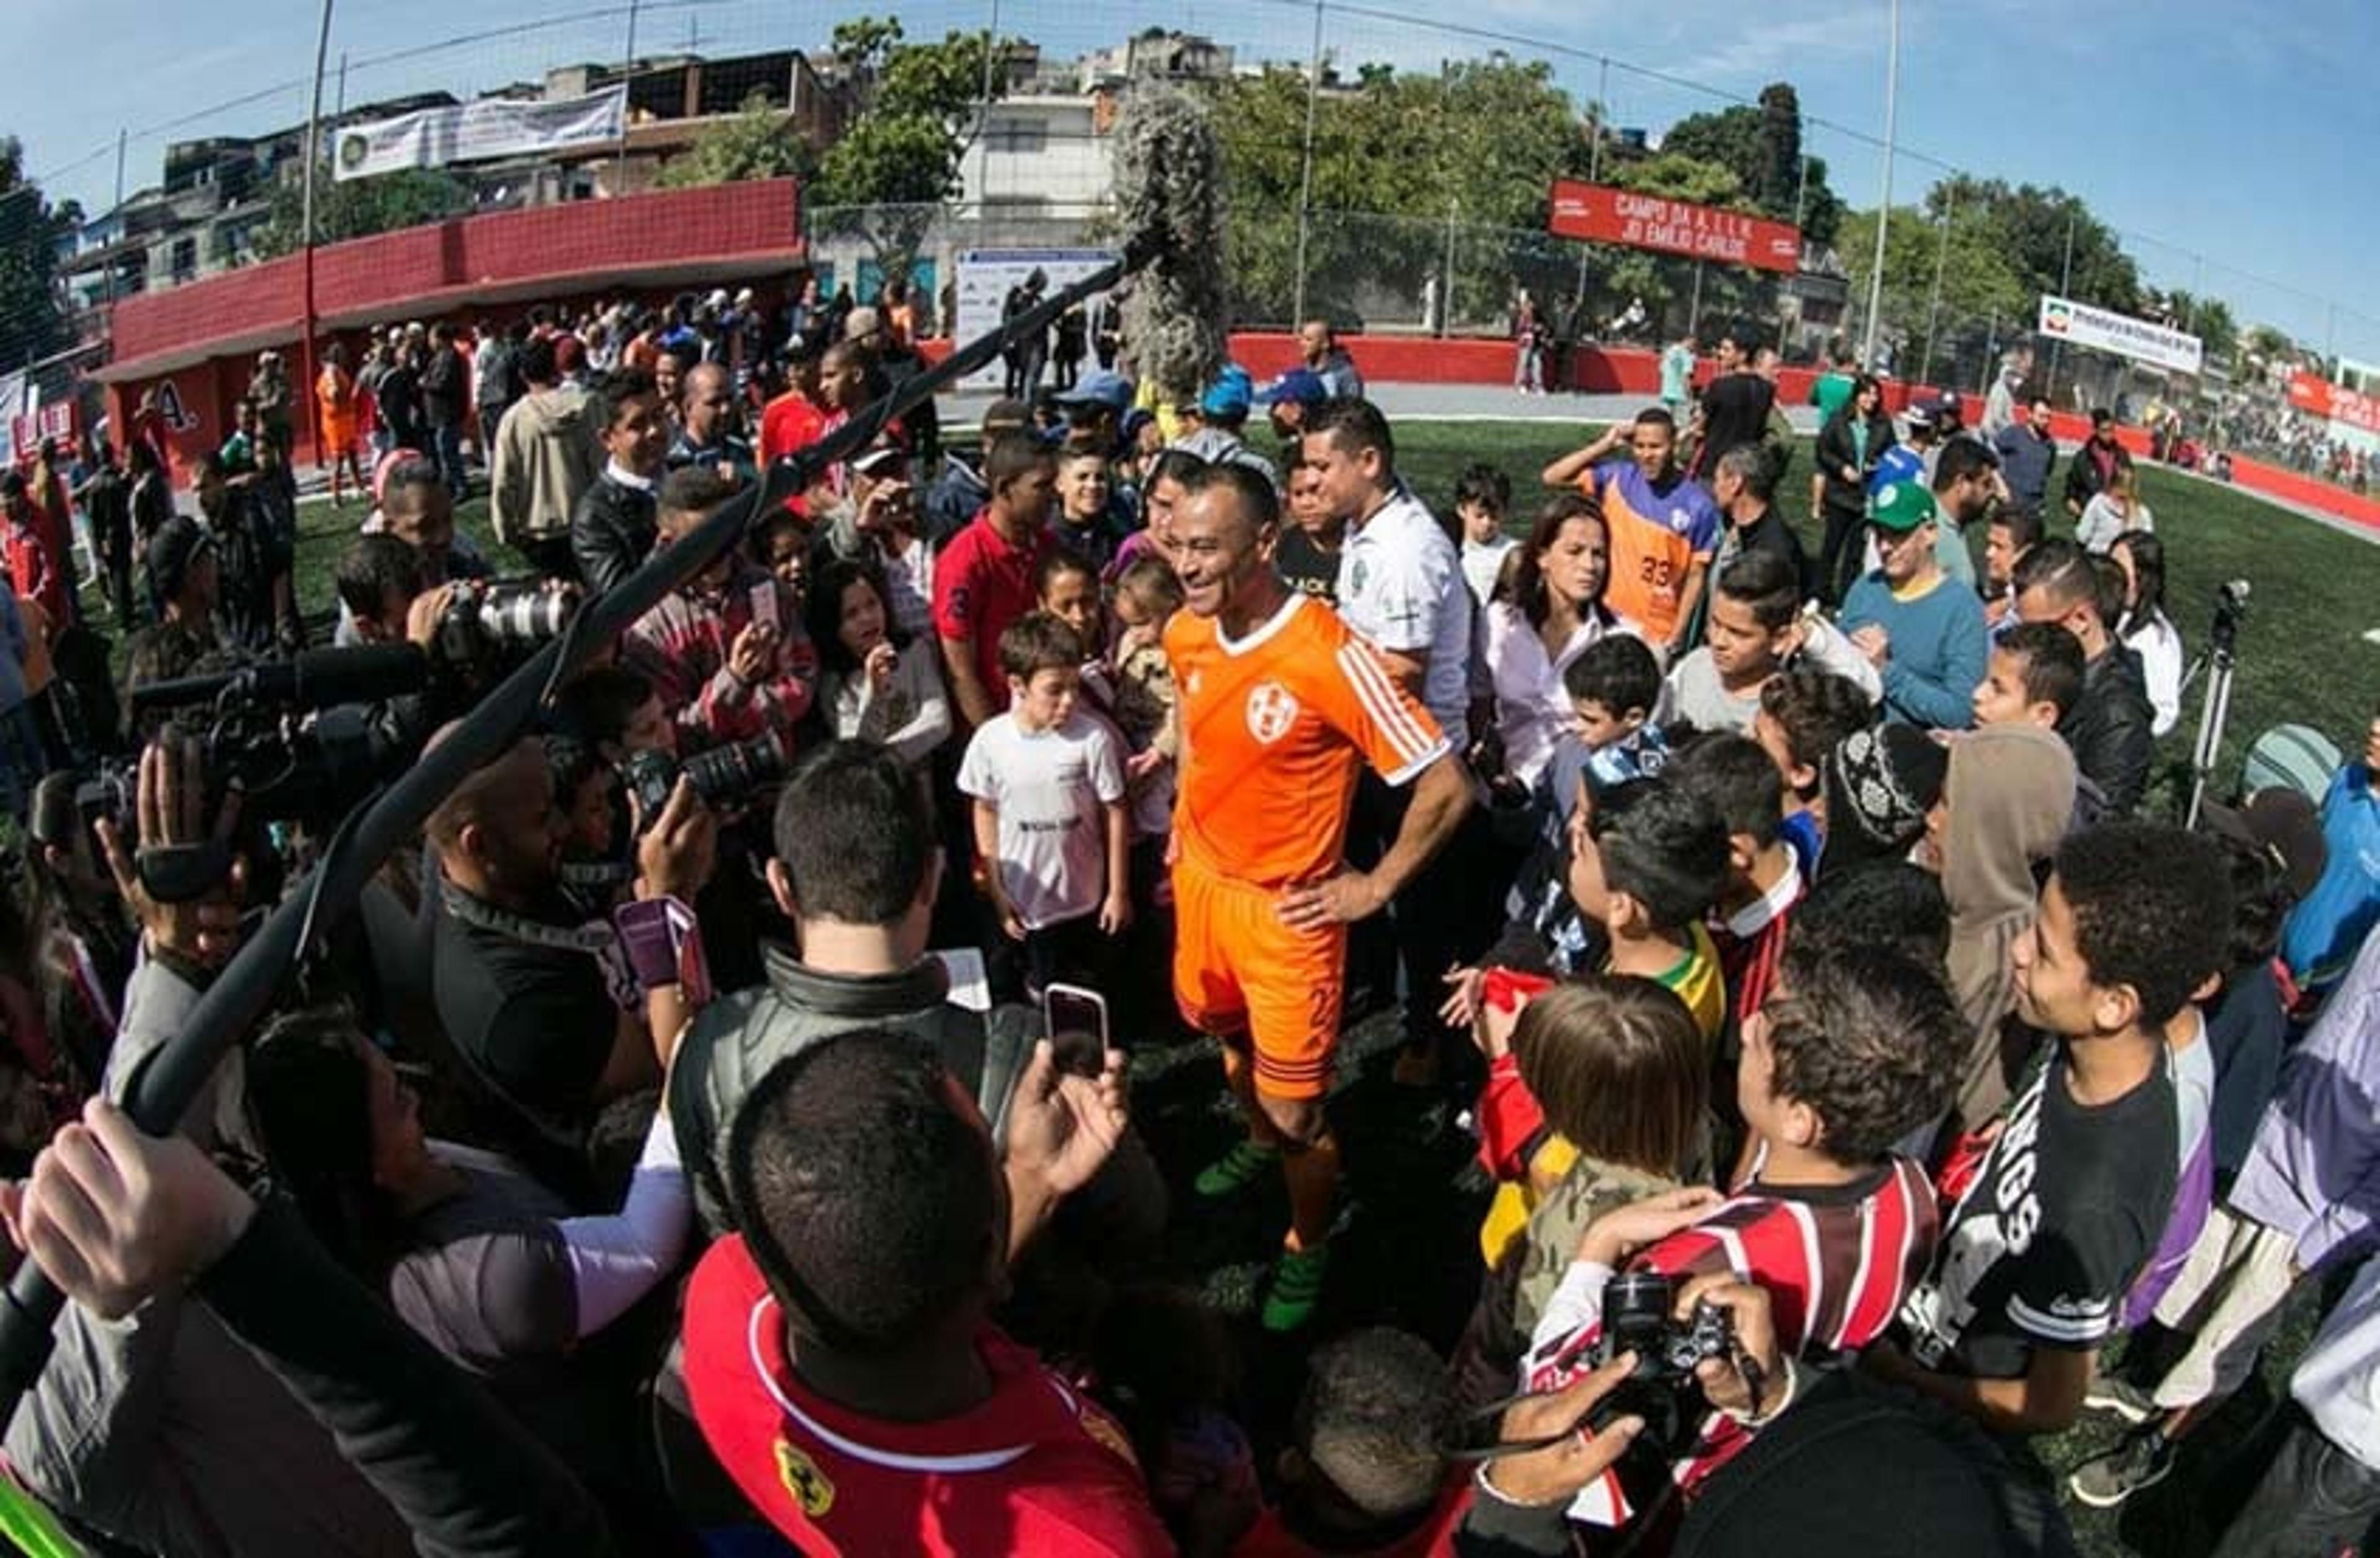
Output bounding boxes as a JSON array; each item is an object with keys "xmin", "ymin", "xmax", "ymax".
[{"xmin": 15, "ymin": 0, "xmax": 2379, "ymax": 360}]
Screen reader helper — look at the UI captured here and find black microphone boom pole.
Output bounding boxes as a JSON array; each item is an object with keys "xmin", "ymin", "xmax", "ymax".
[{"xmin": 0, "ymin": 232, "xmax": 1164, "ymax": 1421}]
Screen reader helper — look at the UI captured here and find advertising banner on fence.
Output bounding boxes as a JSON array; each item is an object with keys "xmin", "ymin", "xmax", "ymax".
[
  {"xmin": 1546, "ymin": 179, "xmax": 1800, "ymax": 274},
  {"xmin": 334, "ymin": 87, "xmax": 628, "ymax": 182},
  {"xmin": 2288, "ymin": 370, "xmax": 2380, "ymax": 436},
  {"xmin": 2037, "ymin": 294, "xmax": 2204, "ymax": 376},
  {"xmin": 953, "ymin": 248, "xmax": 1120, "ymax": 391}
]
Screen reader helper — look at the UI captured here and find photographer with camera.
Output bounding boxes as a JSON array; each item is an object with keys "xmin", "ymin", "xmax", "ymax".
[
  {"xmin": 624, "ymin": 467, "xmax": 815, "ymax": 755},
  {"xmin": 333, "ymin": 455, "xmax": 496, "ymax": 647},
  {"xmin": 1519, "ymin": 942, "xmax": 1959, "ymax": 1530},
  {"xmin": 428, "ymin": 733, "xmax": 715, "ymax": 1204}
]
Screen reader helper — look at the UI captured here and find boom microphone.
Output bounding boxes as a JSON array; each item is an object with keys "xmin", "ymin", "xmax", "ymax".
[{"xmin": 130, "ymin": 643, "xmax": 431, "ymax": 717}]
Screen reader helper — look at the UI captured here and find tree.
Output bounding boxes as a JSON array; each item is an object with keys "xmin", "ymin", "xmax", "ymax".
[
  {"xmin": 1211, "ymin": 55, "xmax": 1593, "ymax": 325},
  {"xmin": 252, "ymin": 164, "xmax": 466, "ymax": 260},
  {"xmin": 808, "ymin": 17, "xmax": 1002, "ymax": 208},
  {"xmin": 1656, "ymin": 86, "xmax": 1843, "ymax": 245},
  {"xmin": 2159, "ymin": 288, "xmax": 2238, "ymax": 367},
  {"xmin": 1840, "ymin": 203, "xmax": 2034, "ymax": 382},
  {"xmin": 1926, "ymin": 175, "xmax": 2141, "ymax": 316},
  {"xmin": 658, "ymin": 91, "xmax": 816, "ymax": 188},
  {"xmin": 0, "ymin": 136, "xmax": 70, "ymax": 371}
]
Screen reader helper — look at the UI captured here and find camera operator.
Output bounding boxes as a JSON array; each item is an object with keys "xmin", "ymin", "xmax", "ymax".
[
  {"xmin": 624, "ymin": 467, "xmax": 816, "ymax": 753},
  {"xmin": 335, "ymin": 533, "xmax": 454, "ymax": 652},
  {"xmin": 427, "ymin": 734, "xmax": 716, "ymax": 1204},
  {"xmin": 2, "ymin": 733, "xmax": 446, "ymax": 1557}
]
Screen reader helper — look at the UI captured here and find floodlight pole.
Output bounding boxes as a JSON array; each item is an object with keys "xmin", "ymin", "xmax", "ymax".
[
  {"xmin": 1289, "ymin": 0, "xmax": 1324, "ymax": 329},
  {"xmin": 1860, "ymin": 0, "xmax": 1899, "ymax": 371},
  {"xmin": 299, "ymin": 0, "xmax": 334, "ymax": 483}
]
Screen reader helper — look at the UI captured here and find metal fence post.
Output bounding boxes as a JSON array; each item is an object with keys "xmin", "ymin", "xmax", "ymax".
[{"xmin": 1289, "ymin": 0, "xmax": 1324, "ymax": 328}]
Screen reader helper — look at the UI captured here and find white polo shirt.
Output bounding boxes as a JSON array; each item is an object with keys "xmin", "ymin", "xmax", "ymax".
[{"xmin": 1335, "ymin": 482, "xmax": 1472, "ymax": 738}]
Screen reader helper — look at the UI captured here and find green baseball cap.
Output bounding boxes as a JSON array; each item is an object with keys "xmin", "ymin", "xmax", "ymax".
[{"xmin": 1870, "ymin": 479, "xmax": 1939, "ymax": 533}]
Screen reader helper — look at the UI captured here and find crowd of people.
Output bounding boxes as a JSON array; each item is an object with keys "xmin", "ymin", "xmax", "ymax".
[{"xmin": 0, "ymin": 284, "xmax": 2376, "ymax": 1558}]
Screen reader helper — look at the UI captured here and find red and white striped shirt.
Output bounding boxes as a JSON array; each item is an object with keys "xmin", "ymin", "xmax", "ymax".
[{"xmin": 1523, "ymin": 1156, "xmax": 1937, "ymax": 1526}]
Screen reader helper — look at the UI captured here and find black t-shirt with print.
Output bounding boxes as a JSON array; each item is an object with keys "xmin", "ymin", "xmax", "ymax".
[
  {"xmin": 1274, "ymin": 528, "xmax": 1340, "ymax": 604},
  {"xmin": 1895, "ymin": 1040, "xmax": 2177, "ymax": 1379}
]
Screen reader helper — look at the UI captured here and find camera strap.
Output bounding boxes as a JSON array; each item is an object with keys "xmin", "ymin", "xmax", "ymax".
[{"xmin": 439, "ymin": 882, "xmax": 639, "ymax": 1011}]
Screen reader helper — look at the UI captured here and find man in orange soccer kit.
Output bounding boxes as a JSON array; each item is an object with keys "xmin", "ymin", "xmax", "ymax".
[{"xmin": 1165, "ymin": 461, "xmax": 1471, "ymax": 1331}]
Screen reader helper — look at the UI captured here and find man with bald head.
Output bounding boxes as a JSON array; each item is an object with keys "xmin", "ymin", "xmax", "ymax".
[
  {"xmin": 668, "ymin": 361, "xmax": 756, "ymax": 489},
  {"xmin": 430, "ymin": 733, "xmax": 718, "ymax": 1191},
  {"xmin": 1165, "ymin": 459, "xmax": 1469, "ymax": 1329}
]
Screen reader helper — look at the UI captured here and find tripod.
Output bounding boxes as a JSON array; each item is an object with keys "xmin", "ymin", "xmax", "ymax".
[{"xmin": 2180, "ymin": 588, "xmax": 2247, "ymax": 829}]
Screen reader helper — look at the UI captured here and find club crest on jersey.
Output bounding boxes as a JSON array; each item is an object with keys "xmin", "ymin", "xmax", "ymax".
[
  {"xmin": 1246, "ymin": 681, "xmax": 1300, "ymax": 744},
  {"xmin": 774, "ymin": 1439, "xmax": 836, "ymax": 1516},
  {"xmin": 1668, "ymin": 507, "xmax": 1693, "ymax": 532}
]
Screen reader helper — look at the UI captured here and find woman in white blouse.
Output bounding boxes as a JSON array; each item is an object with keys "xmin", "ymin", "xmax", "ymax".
[
  {"xmin": 2112, "ymin": 529, "xmax": 2183, "ymax": 738},
  {"xmin": 806, "ymin": 557, "xmax": 952, "ymax": 767},
  {"xmin": 1481, "ymin": 492, "xmax": 1639, "ymax": 789}
]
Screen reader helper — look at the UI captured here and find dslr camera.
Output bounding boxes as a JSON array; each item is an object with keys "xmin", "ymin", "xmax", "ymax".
[
  {"xmin": 435, "ymin": 581, "xmax": 576, "ymax": 669},
  {"xmin": 1586, "ymin": 1268, "xmax": 1737, "ymax": 1449},
  {"xmin": 620, "ymin": 730, "xmax": 789, "ymax": 832}
]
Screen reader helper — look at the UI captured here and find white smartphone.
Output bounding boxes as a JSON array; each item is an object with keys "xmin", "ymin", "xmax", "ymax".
[{"xmin": 1042, "ymin": 982, "xmax": 1111, "ymax": 1075}]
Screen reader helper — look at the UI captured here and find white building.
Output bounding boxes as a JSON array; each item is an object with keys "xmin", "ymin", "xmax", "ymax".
[{"xmin": 956, "ymin": 93, "xmax": 1115, "ymax": 218}]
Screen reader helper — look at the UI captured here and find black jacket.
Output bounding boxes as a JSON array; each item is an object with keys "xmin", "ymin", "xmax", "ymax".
[
  {"xmin": 2061, "ymin": 642, "xmax": 2156, "ymax": 815},
  {"xmin": 1814, "ymin": 405, "xmax": 1897, "ymax": 513},
  {"xmin": 570, "ymin": 471, "xmax": 658, "ymax": 595},
  {"xmin": 2064, "ymin": 436, "xmax": 2134, "ymax": 515},
  {"xmin": 421, "ymin": 347, "xmax": 467, "ymax": 430}
]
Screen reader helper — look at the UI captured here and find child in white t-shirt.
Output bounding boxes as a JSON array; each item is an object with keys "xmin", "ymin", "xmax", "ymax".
[
  {"xmin": 959, "ymin": 609, "xmax": 1131, "ymax": 996},
  {"xmin": 1455, "ymin": 462, "xmax": 1517, "ymax": 608}
]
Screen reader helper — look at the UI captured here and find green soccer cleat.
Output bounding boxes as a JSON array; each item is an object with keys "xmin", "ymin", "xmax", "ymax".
[
  {"xmin": 1261, "ymin": 1241, "xmax": 1331, "ymax": 1332},
  {"xmin": 1194, "ymin": 1140, "xmax": 1281, "ymax": 1199}
]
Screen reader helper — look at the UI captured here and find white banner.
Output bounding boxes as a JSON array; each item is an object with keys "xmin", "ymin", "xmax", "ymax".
[
  {"xmin": 954, "ymin": 249, "xmax": 1120, "ymax": 392},
  {"xmin": 2038, "ymin": 293, "xmax": 2204, "ymax": 376},
  {"xmin": 333, "ymin": 87, "xmax": 628, "ymax": 182}
]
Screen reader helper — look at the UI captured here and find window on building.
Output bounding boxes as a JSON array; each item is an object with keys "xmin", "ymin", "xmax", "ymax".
[{"xmin": 170, "ymin": 237, "xmax": 197, "ymax": 283}]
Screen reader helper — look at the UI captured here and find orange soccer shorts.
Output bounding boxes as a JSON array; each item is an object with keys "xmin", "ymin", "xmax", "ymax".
[{"xmin": 1171, "ymin": 852, "xmax": 1345, "ymax": 1101}]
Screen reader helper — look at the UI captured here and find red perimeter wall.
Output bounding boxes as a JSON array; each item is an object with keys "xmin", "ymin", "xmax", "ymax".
[{"xmin": 102, "ymin": 179, "xmax": 804, "ymax": 479}]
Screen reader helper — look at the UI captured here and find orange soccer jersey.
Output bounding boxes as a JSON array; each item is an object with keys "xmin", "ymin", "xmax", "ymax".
[{"xmin": 1166, "ymin": 593, "xmax": 1448, "ymax": 890}]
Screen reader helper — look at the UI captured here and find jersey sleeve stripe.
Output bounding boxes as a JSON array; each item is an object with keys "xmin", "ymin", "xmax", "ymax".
[
  {"xmin": 1335, "ymin": 640, "xmax": 1437, "ymax": 762},
  {"xmin": 2006, "ymin": 1294, "xmax": 2116, "ymax": 1347}
]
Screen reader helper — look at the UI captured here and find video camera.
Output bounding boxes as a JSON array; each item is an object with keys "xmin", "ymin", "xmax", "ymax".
[
  {"xmin": 2210, "ymin": 578, "xmax": 2250, "ymax": 654},
  {"xmin": 103, "ymin": 645, "xmax": 437, "ymax": 834},
  {"xmin": 620, "ymin": 730, "xmax": 789, "ymax": 831}
]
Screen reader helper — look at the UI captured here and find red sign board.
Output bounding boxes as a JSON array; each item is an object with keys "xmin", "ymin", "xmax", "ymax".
[
  {"xmin": 2289, "ymin": 370, "xmax": 2380, "ymax": 436},
  {"xmin": 8, "ymin": 404, "xmax": 77, "ymax": 463},
  {"xmin": 1548, "ymin": 179, "xmax": 1801, "ymax": 274}
]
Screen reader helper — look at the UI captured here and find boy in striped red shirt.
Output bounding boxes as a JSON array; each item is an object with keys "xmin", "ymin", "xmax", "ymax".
[{"xmin": 1520, "ymin": 942, "xmax": 1960, "ymax": 1530}]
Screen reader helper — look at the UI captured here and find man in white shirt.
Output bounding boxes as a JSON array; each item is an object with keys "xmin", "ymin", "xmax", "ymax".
[{"xmin": 1303, "ymin": 399, "xmax": 1488, "ymax": 1084}]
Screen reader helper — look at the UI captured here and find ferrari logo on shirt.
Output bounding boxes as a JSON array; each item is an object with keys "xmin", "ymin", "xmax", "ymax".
[
  {"xmin": 1245, "ymin": 681, "xmax": 1300, "ymax": 745},
  {"xmin": 775, "ymin": 1439, "xmax": 836, "ymax": 1516}
]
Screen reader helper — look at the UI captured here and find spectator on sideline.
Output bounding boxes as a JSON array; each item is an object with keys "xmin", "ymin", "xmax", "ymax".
[
  {"xmin": 934, "ymin": 432, "xmax": 1059, "ymax": 733},
  {"xmin": 491, "ymin": 335, "xmax": 602, "ymax": 579},
  {"xmin": 666, "ymin": 362, "xmax": 757, "ymax": 489},
  {"xmin": 1540, "ymin": 407, "xmax": 1721, "ymax": 660},
  {"xmin": 1983, "ymin": 504, "xmax": 2042, "ymax": 632},
  {"xmin": 1481, "ymin": 494, "xmax": 1635, "ymax": 790},
  {"xmin": 1881, "ymin": 823, "xmax": 2232, "ymax": 1438},
  {"xmin": 571, "ymin": 369, "xmax": 671, "ymax": 595},
  {"xmin": 1993, "ymin": 396, "xmax": 2059, "ymax": 520},
  {"xmin": 2012, "ymin": 540, "xmax": 2155, "ymax": 816},
  {"xmin": 1711, "ymin": 443, "xmax": 1808, "ymax": 588},
  {"xmin": 2078, "ymin": 464, "xmax": 2153, "ymax": 555},
  {"xmin": 420, "ymin": 322, "xmax": 469, "ymax": 499},
  {"xmin": 2280, "ymin": 700, "xmax": 2380, "ymax": 996},
  {"xmin": 2066, "ymin": 407, "xmax": 2136, "ymax": 523},
  {"xmin": 1812, "ymin": 373, "xmax": 1894, "ymax": 606},
  {"xmin": 1300, "ymin": 318, "xmax": 1364, "ymax": 401},
  {"xmin": 2111, "ymin": 531, "xmax": 2182, "ymax": 738},
  {"xmin": 1659, "ymin": 333, "xmax": 1695, "ymax": 424},
  {"xmin": 1839, "ymin": 482, "xmax": 1988, "ymax": 730}
]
